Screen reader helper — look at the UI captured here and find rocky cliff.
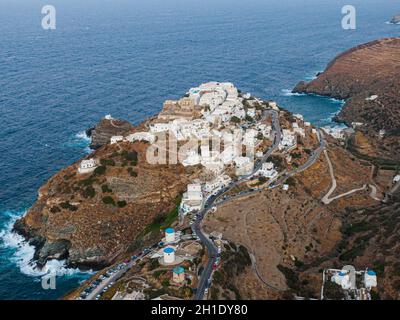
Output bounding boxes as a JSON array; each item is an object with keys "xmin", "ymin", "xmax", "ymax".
[
  {"xmin": 87, "ymin": 117, "xmax": 134, "ymax": 149},
  {"xmin": 390, "ymin": 14, "xmax": 400, "ymax": 24},
  {"xmin": 293, "ymin": 38, "xmax": 400, "ymax": 159}
]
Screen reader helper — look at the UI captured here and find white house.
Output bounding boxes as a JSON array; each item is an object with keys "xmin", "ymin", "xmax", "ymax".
[
  {"xmin": 366, "ymin": 95, "xmax": 378, "ymax": 101},
  {"xmin": 257, "ymin": 124, "xmax": 271, "ymax": 139},
  {"xmin": 150, "ymin": 123, "xmax": 170, "ymax": 133},
  {"xmin": 246, "ymin": 108, "xmax": 256, "ymax": 118},
  {"xmin": 279, "ymin": 130, "xmax": 297, "ymax": 150},
  {"xmin": 243, "ymin": 129, "xmax": 257, "ymax": 146},
  {"xmin": 204, "ymin": 175, "xmax": 232, "ymax": 194},
  {"xmin": 234, "ymin": 156, "xmax": 253, "ymax": 176},
  {"xmin": 293, "ymin": 127, "xmax": 306, "ymax": 137},
  {"xmin": 219, "ymin": 145, "xmax": 238, "ymax": 165},
  {"xmin": 331, "ymin": 271, "xmax": 351, "ymax": 290},
  {"xmin": 110, "ymin": 136, "xmax": 124, "ymax": 144},
  {"xmin": 268, "ymin": 101, "xmax": 279, "ymax": 110},
  {"xmin": 78, "ymin": 159, "xmax": 98, "ymax": 174},
  {"xmin": 203, "ymin": 161, "xmax": 225, "ymax": 176},
  {"xmin": 125, "ymin": 132, "xmax": 156, "ymax": 144},
  {"xmin": 293, "ymin": 114, "xmax": 304, "ymax": 121},
  {"xmin": 257, "ymin": 162, "xmax": 278, "ymax": 179},
  {"xmin": 182, "ymin": 150, "xmax": 202, "ymax": 167},
  {"xmin": 180, "ymin": 184, "xmax": 203, "ymax": 214},
  {"xmin": 232, "ymin": 108, "xmax": 246, "ymax": 120}
]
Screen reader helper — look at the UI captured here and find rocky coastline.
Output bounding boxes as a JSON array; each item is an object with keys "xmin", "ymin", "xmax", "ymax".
[{"xmin": 293, "ymin": 37, "xmax": 400, "ymax": 159}]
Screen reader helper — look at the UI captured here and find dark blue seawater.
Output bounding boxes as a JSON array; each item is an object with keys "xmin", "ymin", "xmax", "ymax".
[{"xmin": 0, "ymin": 0, "xmax": 399, "ymax": 299}]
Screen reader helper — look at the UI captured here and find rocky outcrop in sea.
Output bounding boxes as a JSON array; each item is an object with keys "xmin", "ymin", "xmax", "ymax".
[{"xmin": 86, "ymin": 116, "xmax": 133, "ymax": 149}]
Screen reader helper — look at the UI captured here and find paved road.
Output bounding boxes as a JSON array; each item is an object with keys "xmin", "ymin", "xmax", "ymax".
[
  {"xmin": 86, "ymin": 265, "xmax": 129, "ymax": 300},
  {"xmin": 193, "ymin": 109, "xmax": 281, "ymax": 300},
  {"xmin": 270, "ymin": 129, "xmax": 326, "ymax": 189},
  {"xmin": 85, "ymin": 250, "xmax": 151, "ymax": 300},
  {"xmin": 193, "ymin": 125, "xmax": 328, "ymax": 299}
]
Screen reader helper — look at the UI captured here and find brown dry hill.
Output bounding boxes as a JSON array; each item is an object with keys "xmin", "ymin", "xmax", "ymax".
[
  {"xmin": 14, "ymin": 120, "xmax": 200, "ymax": 269},
  {"xmin": 293, "ymin": 38, "xmax": 400, "ymax": 159}
]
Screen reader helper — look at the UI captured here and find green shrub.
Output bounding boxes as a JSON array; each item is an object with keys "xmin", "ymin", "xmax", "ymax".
[
  {"xmin": 59, "ymin": 201, "xmax": 78, "ymax": 211},
  {"xmin": 153, "ymin": 270, "xmax": 167, "ymax": 279},
  {"xmin": 161, "ymin": 279, "xmax": 170, "ymax": 287},
  {"xmin": 102, "ymin": 196, "xmax": 115, "ymax": 206},
  {"xmin": 79, "ymin": 177, "xmax": 95, "ymax": 187},
  {"xmin": 100, "ymin": 158, "xmax": 115, "ymax": 166},
  {"xmin": 149, "ymin": 259, "xmax": 160, "ymax": 271},
  {"xmin": 50, "ymin": 206, "xmax": 61, "ymax": 213},
  {"xmin": 245, "ymin": 115, "xmax": 254, "ymax": 122},
  {"xmin": 82, "ymin": 186, "xmax": 96, "ymax": 198},
  {"xmin": 94, "ymin": 166, "xmax": 106, "ymax": 175},
  {"xmin": 117, "ymin": 200, "xmax": 127, "ymax": 208},
  {"xmin": 125, "ymin": 151, "xmax": 138, "ymax": 162},
  {"xmin": 101, "ymin": 184, "xmax": 112, "ymax": 193},
  {"xmin": 286, "ymin": 177, "xmax": 296, "ymax": 187},
  {"xmin": 231, "ymin": 116, "xmax": 241, "ymax": 124},
  {"xmin": 127, "ymin": 167, "xmax": 138, "ymax": 177}
]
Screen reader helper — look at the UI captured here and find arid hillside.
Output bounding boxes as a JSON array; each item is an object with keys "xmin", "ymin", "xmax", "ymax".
[
  {"xmin": 293, "ymin": 38, "xmax": 400, "ymax": 159},
  {"xmin": 202, "ymin": 138, "xmax": 400, "ymax": 299},
  {"xmin": 14, "ymin": 120, "xmax": 200, "ymax": 269}
]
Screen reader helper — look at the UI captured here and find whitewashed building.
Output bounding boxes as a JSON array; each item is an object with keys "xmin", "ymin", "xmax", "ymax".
[
  {"xmin": 150, "ymin": 123, "xmax": 170, "ymax": 133},
  {"xmin": 125, "ymin": 132, "xmax": 156, "ymax": 144},
  {"xmin": 180, "ymin": 184, "xmax": 203, "ymax": 214},
  {"xmin": 78, "ymin": 159, "xmax": 98, "ymax": 174},
  {"xmin": 234, "ymin": 156, "xmax": 253, "ymax": 176},
  {"xmin": 204, "ymin": 175, "xmax": 232, "ymax": 194},
  {"xmin": 110, "ymin": 136, "xmax": 124, "ymax": 144},
  {"xmin": 257, "ymin": 162, "xmax": 278, "ymax": 179},
  {"xmin": 246, "ymin": 108, "xmax": 256, "ymax": 118}
]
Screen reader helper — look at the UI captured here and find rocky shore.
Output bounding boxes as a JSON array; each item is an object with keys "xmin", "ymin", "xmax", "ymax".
[
  {"xmin": 13, "ymin": 115, "xmax": 196, "ymax": 270},
  {"xmin": 87, "ymin": 117, "xmax": 134, "ymax": 149},
  {"xmin": 293, "ymin": 38, "xmax": 400, "ymax": 159},
  {"xmin": 390, "ymin": 14, "xmax": 400, "ymax": 24}
]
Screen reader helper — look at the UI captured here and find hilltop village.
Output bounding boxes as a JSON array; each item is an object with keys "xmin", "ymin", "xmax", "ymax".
[
  {"xmin": 77, "ymin": 82, "xmax": 313, "ymax": 221},
  {"xmin": 14, "ymin": 80, "xmax": 400, "ymax": 301}
]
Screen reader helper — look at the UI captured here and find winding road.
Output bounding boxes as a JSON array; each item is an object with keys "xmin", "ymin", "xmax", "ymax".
[
  {"xmin": 193, "ymin": 118, "xmax": 331, "ymax": 299},
  {"xmin": 193, "ymin": 109, "xmax": 282, "ymax": 300}
]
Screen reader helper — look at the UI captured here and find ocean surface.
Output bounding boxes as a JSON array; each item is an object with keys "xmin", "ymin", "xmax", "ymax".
[{"xmin": 0, "ymin": 0, "xmax": 399, "ymax": 299}]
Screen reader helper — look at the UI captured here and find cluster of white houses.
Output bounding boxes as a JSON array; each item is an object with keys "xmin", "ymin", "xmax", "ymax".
[{"xmin": 78, "ymin": 82, "xmax": 315, "ymax": 217}]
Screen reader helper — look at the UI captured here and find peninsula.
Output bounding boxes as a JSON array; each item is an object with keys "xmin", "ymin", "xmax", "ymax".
[{"xmin": 13, "ymin": 48, "xmax": 400, "ymax": 300}]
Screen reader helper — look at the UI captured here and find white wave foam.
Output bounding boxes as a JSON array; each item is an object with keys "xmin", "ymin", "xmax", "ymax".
[
  {"xmin": 385, "ymin": 21, "xmax": 400, "ymax": 25},
  {"xmin": 328, "ymin": 97, "xmax": 345, "ymax": 104},
  {"xmin": 0, "ymin": 211, "xmax": 92, "ymax": 278},
  {"xmin": 75, "ymin": 131, "xmax": 91, "ymax": 142},
  {"xmin": 304, "ymin": 71, "xmax": 323, "ymax": 81},
  {"xmin": 281, "ymin": 89, "xmax": 306, "ymax": 97}
]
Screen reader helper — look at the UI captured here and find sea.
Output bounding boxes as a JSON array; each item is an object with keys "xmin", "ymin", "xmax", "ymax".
[{"xmin": 0, "ymin": 0, "xmax": 399, "ymax": 299}]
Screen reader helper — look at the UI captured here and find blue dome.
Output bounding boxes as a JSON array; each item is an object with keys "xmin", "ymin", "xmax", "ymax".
[
  {"xmin": 367, "ymin": 270, "xmax": 376, "ymax": 276},
  {"xmin": 173, "ymin": 266, "xmax": 184, "ymax": 274},
  {"xmin": 339, "ymin": 272, "xmax": 346, "ymax": 276},
  {"xmin": 164, "ymin": 247, "xmax": 174, "ymax": 254},
  {"xmin": 165, "ymin": 228, "xmax": 174, "ymax": 234}
]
